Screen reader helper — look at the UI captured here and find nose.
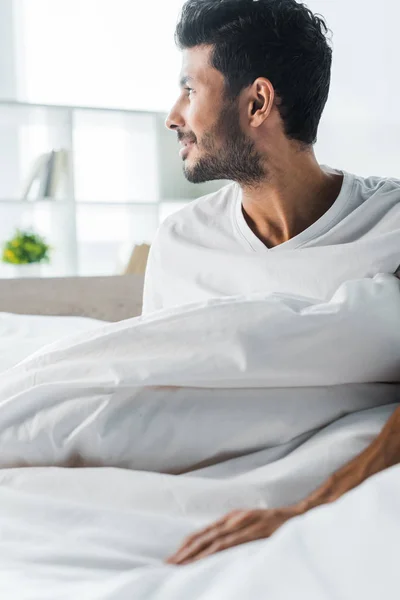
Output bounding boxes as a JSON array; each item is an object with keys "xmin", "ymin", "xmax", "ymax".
[{"xmin": 165, "ymin": 102, "xmax": 185, "ymax": 131}]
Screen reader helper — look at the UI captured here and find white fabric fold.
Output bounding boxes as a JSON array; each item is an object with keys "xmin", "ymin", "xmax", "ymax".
[{"xmin": 0, "ymin": 273, "xmax": 398, "ymax": 479}]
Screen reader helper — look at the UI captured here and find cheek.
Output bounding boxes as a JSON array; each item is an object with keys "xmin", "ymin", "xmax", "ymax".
[
  {"xmin": 187, "ymin": 117, "xmax": 202, "ymax": 143},
  {"xmin": 187, "ymin": 101, "xmax": 212, "ymax": 144}
]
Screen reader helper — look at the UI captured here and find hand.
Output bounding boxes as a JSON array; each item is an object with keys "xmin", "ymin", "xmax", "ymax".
[{"xmin": 165, "ymin": 506, "xmax": 302, "ymax": 566}]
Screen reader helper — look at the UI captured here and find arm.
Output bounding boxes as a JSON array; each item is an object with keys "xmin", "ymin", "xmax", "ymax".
[
  {"xmin": 297, "ymin": 403, "xmax": 400, "ymax": 511},
  {"xmin": 167, "ymin": 405, "xmax": 400, "ymax": 565}
]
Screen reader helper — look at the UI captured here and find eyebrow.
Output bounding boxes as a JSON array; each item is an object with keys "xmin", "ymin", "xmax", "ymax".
[{"xmin": 179, "ymin": 75, "xmax": 195, "ymax": 88}]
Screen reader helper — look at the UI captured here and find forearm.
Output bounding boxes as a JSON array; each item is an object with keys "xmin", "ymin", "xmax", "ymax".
[{"xmin": 297, "ymin": 405, "xmax": 400, "ymax": 513}]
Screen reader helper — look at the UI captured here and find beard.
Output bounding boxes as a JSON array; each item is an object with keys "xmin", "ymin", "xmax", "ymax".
[{"xmin": 182, "ymin": 99, "xmax": 266, "ymax": 187}]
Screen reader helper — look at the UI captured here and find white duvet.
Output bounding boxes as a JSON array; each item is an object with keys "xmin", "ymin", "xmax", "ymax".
[
  {"xmin": 0, "ymin": 274, "xmax": 399, "ymax": 599},
  {"xmin": 0, "ymin": 312, "xmax": 104, "ymax": 374}
]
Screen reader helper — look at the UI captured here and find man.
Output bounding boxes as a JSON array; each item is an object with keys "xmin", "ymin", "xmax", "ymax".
[{"xmin": 141, "ymin": 0, "xmax": 400, "ymax": 564}]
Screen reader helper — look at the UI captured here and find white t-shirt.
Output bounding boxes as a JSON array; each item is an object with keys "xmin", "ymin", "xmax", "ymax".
[{"xmin": 142, "ymin": 166, "xmax": 400, "ymax": 314}]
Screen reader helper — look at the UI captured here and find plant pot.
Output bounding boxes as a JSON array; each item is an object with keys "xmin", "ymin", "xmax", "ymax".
[{"xmin": 12, "ymin": 263, "xmax": 42, "ymax": 278}]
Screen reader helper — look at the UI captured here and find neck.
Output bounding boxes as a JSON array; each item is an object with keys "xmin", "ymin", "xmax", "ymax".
[{"xmin": 240, "ymin": 149, "xmax": 343, "ymax": 248}]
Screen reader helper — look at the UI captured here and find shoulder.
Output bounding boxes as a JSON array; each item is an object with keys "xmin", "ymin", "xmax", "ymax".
[
  {"xmin": 155, "ymin": 181, "xmax": 238, "ymax": 239},
  {"xmin": 340, "ymin": 170, "xmax": 400, "ymax": 218},
  {"xmin": 353, "ymin": 172, "xmax": 400, "ymax": 198}
]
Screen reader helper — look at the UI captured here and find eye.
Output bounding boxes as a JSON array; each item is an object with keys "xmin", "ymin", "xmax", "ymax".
[{"xmin": 184, "ymin": 87, "xmax": 194, "ymax": 97}]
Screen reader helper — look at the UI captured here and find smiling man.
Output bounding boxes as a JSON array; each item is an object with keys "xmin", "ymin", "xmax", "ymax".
[{"xmin": 139, "ymin": 0, "xmax": 400, "ymax": 565}]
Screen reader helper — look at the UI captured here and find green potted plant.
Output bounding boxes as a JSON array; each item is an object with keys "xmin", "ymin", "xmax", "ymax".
[{"xmin": 1, "ymin": 229, "xmax": 51, "ymax": 277}]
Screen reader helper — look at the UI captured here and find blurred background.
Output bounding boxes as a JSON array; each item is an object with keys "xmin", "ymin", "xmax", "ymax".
[{"xmin": 0, "ymin": 0, "xmax": 398, "ymax": 278}]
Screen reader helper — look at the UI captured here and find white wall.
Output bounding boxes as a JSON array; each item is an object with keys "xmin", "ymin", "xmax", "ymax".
[
  {"xmin": 0, "ymin": 0, "xmax": 17, "ymax": 99},
  {"xmin": 0, "ymin": 0, "xmax": 22, "ymax": 226},
  {"xmin": 307, "ymin": 0, "xmax": 400, "ymax": 178}
]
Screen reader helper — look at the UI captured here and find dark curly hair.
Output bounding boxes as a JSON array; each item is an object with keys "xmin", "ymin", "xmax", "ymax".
[{"xmin": 175, "ymin": 0, "xmax": 332, "ymax": 146}]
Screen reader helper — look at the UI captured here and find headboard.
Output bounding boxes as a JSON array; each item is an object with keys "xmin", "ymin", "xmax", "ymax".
[{"xmin": 0, "ymin": 275, "xmax": 145, "ymax": 322}]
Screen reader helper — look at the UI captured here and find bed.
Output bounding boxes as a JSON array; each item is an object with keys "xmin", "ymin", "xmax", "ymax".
[
  {"xmin": 0, "ymin": 273, "xmax": 398, "ymax": 599},
  {"xmin": 0, "ymin": 274, "xmax": 144, "ymax": 374}
]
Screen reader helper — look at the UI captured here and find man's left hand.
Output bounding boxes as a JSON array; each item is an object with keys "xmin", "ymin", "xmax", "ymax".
[{"xmin": 166, "ymin": 506, "xmax": 302, "ymax": 565}]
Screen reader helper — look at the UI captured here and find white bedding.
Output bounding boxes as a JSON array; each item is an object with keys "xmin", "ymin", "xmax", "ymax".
[
  {"xmin": 0, "ymin": 275, "xmax": 399, "ymax": 598},
  {"xmin": 1, "ymin": 465, "xmax": 398, "ymax": 599},
  {"xmin": 0, "ymin": 312, "xmax": 104, "ymax": 373}
]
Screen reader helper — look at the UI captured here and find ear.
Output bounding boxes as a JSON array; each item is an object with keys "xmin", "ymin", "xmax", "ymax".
[{"xmin": 248, "ymin": 78, "xmax": 274, "ymax": 126}]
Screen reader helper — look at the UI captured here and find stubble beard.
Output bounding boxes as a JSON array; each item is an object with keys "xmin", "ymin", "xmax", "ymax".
[{"xmin": 183, "ymin": 99, "xmax": 266, "ymax": 187}]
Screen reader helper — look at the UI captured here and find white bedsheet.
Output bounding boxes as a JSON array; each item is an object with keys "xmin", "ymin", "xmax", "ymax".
[
  {"xmin": 0, "ymin": 464, "xmax": 398, "ymax": 599},
  {"xmin": 0, "ymin": 275, "xmax": 399, "ymax": 598},
  {"xmin": 0, "ymin": 312, "xmax": 104, "ymax": 373}
]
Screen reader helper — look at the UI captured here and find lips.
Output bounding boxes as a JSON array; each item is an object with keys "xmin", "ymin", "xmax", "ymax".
[
  {"xmin": 179, "ymin": 141, "xmax": 195, "ymax": 158},
  {"xmin": 180, "ymin": 138, "xmax": 195, "ymax": 147}
]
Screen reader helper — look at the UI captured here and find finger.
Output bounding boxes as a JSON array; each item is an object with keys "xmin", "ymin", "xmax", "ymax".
[
  {"xmin": 187, "ymin": 512, "xmax": 244, "ymax": 541},
  {"xmin": 227, "ymin": 510, "xmax": 259, "ymax": 528},
  {"xmin": 182, "ymin": 516, "xmax": 233, "ymax": 546},
  {"xmin": 166, "ymin": 512, "xmax": 252, "ymax": 564},
  {"xmin": 166, "ymin": 524, "xmax": 230, "ymax": 564},
  {"xmin": 166, "ymin": 512, "xmax": 240, "ymax": 564},
  {"xmin": 166, "ymin": 519, "xmax": 228, "ymax": 560},
  {"xmin": 180, "ymin": 525, "xmax": 264, "ymax": 565},
  {"xmin": 167, "ymin": 512, "xmax": 258, "ymax": 564}
]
